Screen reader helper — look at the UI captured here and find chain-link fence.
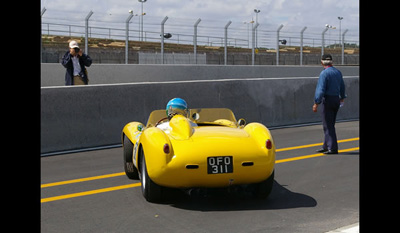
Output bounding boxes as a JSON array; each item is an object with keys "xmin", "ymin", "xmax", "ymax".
[{"xmin": 41, "ymin": 9, "xmax": 359, "ymax": 65}]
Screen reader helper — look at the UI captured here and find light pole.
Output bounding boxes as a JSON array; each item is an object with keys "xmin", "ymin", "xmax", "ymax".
[
  {"xmin": 325, "ymin": 24, "xmax": 336, "ymax": 48},
  {"xmin": 338, "ymin": 17, "xmax": 343, "ymax": 44},
  {"xmin": 243, "ymin": 22, "xmax": 249, "ymax": 49},
  {"xmin": 138, "ymin": 0, "xmax": 147, "ymax": 41},
  {"xmin": 254, "ymin": 9, "xmax": 260, "ymax": 48},
  {"xmin": 321, "ymin": 26, "xmax": 329, "ymax": 56},
  {"xmin": 243, "ymin": 20, "xmax": 254, "ymax": 49}
]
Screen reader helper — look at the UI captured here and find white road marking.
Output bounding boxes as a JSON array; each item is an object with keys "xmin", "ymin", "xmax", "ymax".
[
  {"xmin": 326, "ymin": 223, "xmax": 359, "ymax": 233},
  {"xmin": 41, "ymin": 76, "xmax": 359, "ymax": 89}
]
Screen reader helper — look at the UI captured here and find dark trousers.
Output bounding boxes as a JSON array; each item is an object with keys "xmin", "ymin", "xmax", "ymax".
[{"xmin": 320, "ymin": 95, "xmax": 340, "ymax": 151}]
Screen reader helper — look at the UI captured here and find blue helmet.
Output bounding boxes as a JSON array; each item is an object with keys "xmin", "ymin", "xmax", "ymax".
[{"xmin": 166, "ymin": 98, "xmax": 188, "ymax": 119}]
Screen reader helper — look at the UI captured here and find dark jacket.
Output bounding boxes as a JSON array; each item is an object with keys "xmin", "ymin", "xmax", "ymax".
[{"xmin": 61, "ymin": 51, "xmax": 92, "ymax": 85}]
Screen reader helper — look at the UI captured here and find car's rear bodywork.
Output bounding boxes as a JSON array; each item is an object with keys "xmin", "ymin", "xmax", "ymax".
[{"xmin": 122, "ymin": 108, "xmax": 275, "ymax": 201}]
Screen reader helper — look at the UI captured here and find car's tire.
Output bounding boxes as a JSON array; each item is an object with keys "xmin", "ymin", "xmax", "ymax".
[
  {"xmin": 123, "ymin": 135, "xmax": 139, "ymax": 179},
  {"xmin": 253, "ymin": 170, "xmax": 274, "ymax": 199},
  {"xmin": 140, "ymin": 151, "xmax": 163, "ymax": 203}
]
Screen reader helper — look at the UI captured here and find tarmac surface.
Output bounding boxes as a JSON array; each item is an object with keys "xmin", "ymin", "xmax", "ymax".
[{"xmin": 41, "ymin": 121, "xmax": 359, "ymax": 233}]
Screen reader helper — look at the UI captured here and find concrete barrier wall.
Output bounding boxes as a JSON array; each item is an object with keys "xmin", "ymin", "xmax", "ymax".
[
  {"xmin": 41, "ymin": 63, "xmax": 359, "ymax": 86},
  {"xmin": 41, "ymin": 76, "xmax": 359, "ymax": 154}
]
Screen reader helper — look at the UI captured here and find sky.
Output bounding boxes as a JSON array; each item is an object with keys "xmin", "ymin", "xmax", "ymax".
[{"xmin": 41, "ymin": 0, "xmax": 359, "ymax": 48}]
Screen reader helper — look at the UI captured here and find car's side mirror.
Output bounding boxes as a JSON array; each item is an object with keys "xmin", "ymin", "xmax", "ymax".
[
  {"xmin": 237, "ymin": 118, "xmax": 246, "ymax": 128},
  {"xmin": 192, "ymin": 112, "xmax": 200, "ymax": 121}
]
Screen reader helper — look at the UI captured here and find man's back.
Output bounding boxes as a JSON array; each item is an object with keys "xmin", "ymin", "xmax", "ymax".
[{"xmin": 315, "ymin": 66, "xmax": 346, "ymax": 104}]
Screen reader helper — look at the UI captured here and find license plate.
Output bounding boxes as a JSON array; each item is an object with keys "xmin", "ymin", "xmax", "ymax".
[{"xmin": 207, "ymin": 156, "xmax": 233, "ymax": 174}]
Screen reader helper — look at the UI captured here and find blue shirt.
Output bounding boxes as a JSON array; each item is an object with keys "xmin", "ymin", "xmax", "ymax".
[{"xmin": 314, "ymin": 66, "xmax": 346, "ymax": 104}]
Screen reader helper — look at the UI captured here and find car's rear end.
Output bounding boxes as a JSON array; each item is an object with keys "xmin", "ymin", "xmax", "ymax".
[{"xmin": 149, "ymin": 124, "xmax": 275, "ymax": 189}]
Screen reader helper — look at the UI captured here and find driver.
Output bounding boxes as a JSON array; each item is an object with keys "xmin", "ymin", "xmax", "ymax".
[
  {"xmin": 157, "ymin": 98, "xmax": 196, "ymax": 132},
  {"xmin": 166, "ymin": 97, "xmax": 189, "ymax": 120}
]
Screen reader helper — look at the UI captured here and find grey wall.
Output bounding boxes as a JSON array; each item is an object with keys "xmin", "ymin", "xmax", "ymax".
[
  {"xmin": 41, "ymin": 63, "xmax": 359, "ymax": 86},
  {"xmin": 41, "ymin": 76, "xmax": 359, "ymax": 154}
]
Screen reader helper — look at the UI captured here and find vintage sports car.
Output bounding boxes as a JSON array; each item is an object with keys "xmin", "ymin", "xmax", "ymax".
[{"xmin": 122, "ymin": 98, "xmax": 275, "ymax": 202}]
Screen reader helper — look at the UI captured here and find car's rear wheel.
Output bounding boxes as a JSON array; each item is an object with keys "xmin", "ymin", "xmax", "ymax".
[
  {"xmin": 140, "ymin": 151, "xmax": 163, "ymax": 203},
  {"xmin": 123, "ymin": 135, "xmax": 139, "ymax": 179},
  {"xmin": 253, "ymin": 170, "xmax": 274, "ymax": 198}
]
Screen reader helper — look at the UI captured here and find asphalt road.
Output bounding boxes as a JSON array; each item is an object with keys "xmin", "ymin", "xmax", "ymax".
[{"xmin": 41, "ymin": 121, "xmax": 359, "ymax": 233}]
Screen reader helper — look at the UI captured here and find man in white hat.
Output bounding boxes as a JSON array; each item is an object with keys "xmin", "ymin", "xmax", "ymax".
[{"xmin": 61, "ymin": 40, "xmax": 92, "ymax": 85}]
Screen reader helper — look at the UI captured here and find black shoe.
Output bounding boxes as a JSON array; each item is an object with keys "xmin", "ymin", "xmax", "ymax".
[
  {"xmin": 316, "ymin": 148, "xmax": 328, "ymax": 153},
  {"xmin": 324, "ymin": 150, "xmax": 338, "ymax": 154}
]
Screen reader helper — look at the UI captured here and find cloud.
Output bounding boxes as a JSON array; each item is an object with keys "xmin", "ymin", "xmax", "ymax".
[{"xmin": 42, "ymin": 0, "xmax": 359, "ymax": 33}]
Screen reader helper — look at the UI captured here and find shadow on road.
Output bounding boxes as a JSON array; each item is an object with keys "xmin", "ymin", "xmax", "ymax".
[
  {"xmin": 164, "ymin": 180, "xmax": 317, "ymax": 211},
  {"xmin": 339, "ymin": 151, "xmax": 359, "ymax": 156}
]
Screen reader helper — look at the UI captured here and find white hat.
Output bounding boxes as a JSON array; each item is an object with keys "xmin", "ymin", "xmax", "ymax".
[{"xmin": 69, "ymin": 40, "xmax": 79, "ymax": 48}]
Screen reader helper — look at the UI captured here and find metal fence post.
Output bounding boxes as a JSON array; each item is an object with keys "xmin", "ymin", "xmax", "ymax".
[
  {"xmin": 193, "ymin": 18, "xmax": 201, "ymax": 64},
  {"xmin": 321, "ymin": 27, "xmax": 328, "ymax": 57},
  {"xmin": 85, "ymin": 11, "xmax": 94, "ymax": 54},
  {"xmin": 252, "ymin": 22, "xmax": 259, "ymax": 66},
  {"xmin": 341, "ymin": 29, "xmax": 348, "ymax": 65},
  {"xmin": 300, "ymin": 26, "xmax": 307, "ymax": 66},
  {"xmin": 125, "ymin": 13, "xmax": 134, "ymax": 64},
  {"xmin": 41, "ymin": 7, "xmax": 46, "ymax": 63},
  {"xmin": 276, "ymin": 24, "xmax": 284, "ymax": 65},
  {"xmin": 224, "ymin": 20, "xmax": 232, "ymax": 65},
  {"xmin": 161, "ymin": 16, "xmax": 168, "ymax": 64}
]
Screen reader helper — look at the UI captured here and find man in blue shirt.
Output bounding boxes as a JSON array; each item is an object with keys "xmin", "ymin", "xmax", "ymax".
[{"xmin": 313, "ymin": 54, "xmax": 346, "ymax": 154}]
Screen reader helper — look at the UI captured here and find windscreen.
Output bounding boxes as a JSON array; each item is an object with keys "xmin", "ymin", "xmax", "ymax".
[
  {"xmin": 189, "ymin": 108, "xmax": 236, "ymax": 124},
  {"xmin": 146, "ymin": 108, "xmax": 237, "ymax": 127}
]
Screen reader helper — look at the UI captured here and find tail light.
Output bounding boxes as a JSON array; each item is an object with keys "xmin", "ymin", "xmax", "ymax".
[
  {"xmin": 163, "ymin": 143, "xmax": 170, "ymax": 154},
  {"xmin": 266, "ymin": 139, "xmax": 272, "ymax": 149}
]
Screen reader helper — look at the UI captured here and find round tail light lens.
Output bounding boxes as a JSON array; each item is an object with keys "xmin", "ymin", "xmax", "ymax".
[
  {"xmin": 163, "ymin": 143, "xmax": 170, "ymax": 154},
  {"xmin": 266, "ymin": 139, "xmax": 272, "ymax": 149}
]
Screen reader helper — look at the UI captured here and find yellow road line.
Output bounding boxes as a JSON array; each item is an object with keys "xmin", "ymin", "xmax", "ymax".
[
  {"xmin": 41, "ymin": 147, "xmax": 359, "ymax": 203},
  {"xmin": 276, "ymin": 137, "xmax": 359, "ymax": 152},
  {"xmin": 41, "ymin": 172, "xmax": 125, "ymax": 188},
  {"xmin": 41, "ymin": 137, "xmax": 359, "ymax": 189},
  {"xmin": 41, "ymin": 183, "xmax": 141, "ymax": 203},
  {"xmin": 276, "ymin": 147, "xmax": 359, "ymax": 164}
]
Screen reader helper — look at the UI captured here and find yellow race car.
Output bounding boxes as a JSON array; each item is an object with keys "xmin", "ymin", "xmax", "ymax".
[{"xmin": 122, "ymin": 100, "xmax": 275, "ymax": 202}]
